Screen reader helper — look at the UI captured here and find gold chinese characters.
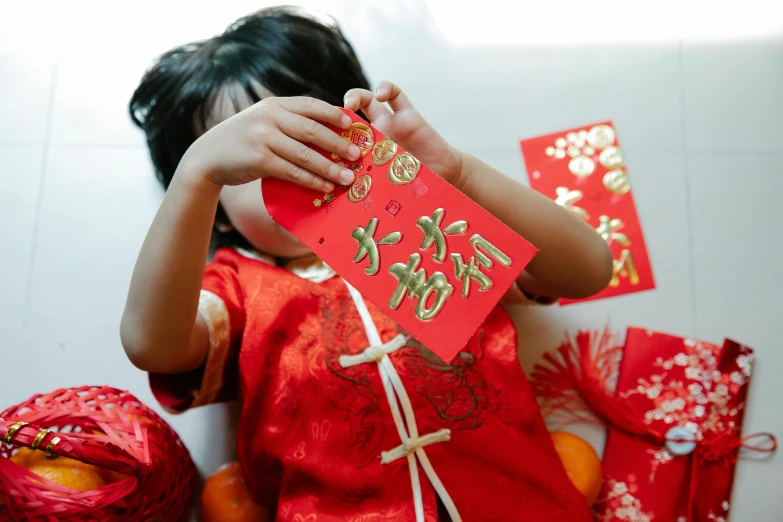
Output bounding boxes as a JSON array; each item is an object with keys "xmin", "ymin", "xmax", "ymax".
[
  {"xmin": 389, "ymin": 152, "xmax": 421, "ymax": 185},
  {"xmin": 344, "ymin": 122, "xmax": 374, "ymax": 157},
  {"xmin": 372, "ymin": 137, "xmax": 397, "ymax": 166},
  {"xmin": 347, "ymin": 174, "xmax": 373, "ymax": 203},
  {"xmin": 351, "ymin": 217, "xmax": 402, "ymax": 276},
  {"xmin": 599, "ymin": 146, "xmax": 625, "ymax": 169},
  {"xmin": 593, "ymin": 214, "xmax": 639, "ymax": 288},
  {"xmin": 568, "ymin": 156, "xmax": 596, "ymax": 177},
  {"xmin": 603, "ymin": 169, "xmax": 630, "ymax": 195},
  {"xmin": 586, "ymin": 125, "xmax": 615, "ymax": 149},
  {"xmin": 350, "ymin": 209, "xmax": 514, "ymax": 321},
  {"xmin": 555, "ymin": 187, "xmax": 589, "ymax": 220},
  {"xmin": 610, "ymin": 249, "xmax": 639, "ymax": 287}
]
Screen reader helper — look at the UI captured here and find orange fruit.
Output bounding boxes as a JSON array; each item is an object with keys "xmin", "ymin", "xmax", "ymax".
[
  {"xmin": 550, "ymin": 431, "xmax": 603, "ymax": 506},
  {"xmin": 27, "ymin": 462, "xmax": 106, "ymax": 492},
  {"xmin": 200, "ymin": 462, "xmax": 271, "ymax": 522},
  {"xmin": 11, "ymin": 448, "xmax": 115, "ymax": 491}
]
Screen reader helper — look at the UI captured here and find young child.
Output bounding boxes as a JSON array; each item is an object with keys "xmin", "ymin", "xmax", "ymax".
[{"xmin": 123, "ymin": 7, "xmax": 613, "ymax": 521}]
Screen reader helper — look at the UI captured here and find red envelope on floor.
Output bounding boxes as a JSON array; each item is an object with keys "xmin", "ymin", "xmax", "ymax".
[
  {"xmin": 520, "ymin": 122, "xmax": 655, "ymax": 304},
  {"xmin": 263, "ymin": 109, "xmax": 537, "ymax": 362},
  {"xmin": 599, "ymin": 329, "xmax": 755, "ymax": 522},
  {"xmin": 532, "ymin": 327, "xmax": 771, "ymax": 522}
]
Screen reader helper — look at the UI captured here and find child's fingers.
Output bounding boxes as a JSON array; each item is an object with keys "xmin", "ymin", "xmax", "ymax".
[
  {"xmin": 343, "ymin": 88, "xmax": 391, "ymax": 121},
  {"xmin": 278, "ymin": 111, "xmax": 361, "ymax": 161},
  {"xmin": 375, "ymin": 81, "xmax": 414, "ymax": 112},
  {"xmin": 265, "ymin": 153, "xmax": 336, "ymax": 193},
  {"xmin": 271, "ymin": 135, "xmax": 355, "ymax": 187},
  {"xmin": 279, "ymin": 96, "xmax": 351, "ymax": 129}
]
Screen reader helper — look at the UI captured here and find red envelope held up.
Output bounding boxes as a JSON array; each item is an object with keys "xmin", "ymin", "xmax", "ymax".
[{"xmin": 263, "ymin": 110, "xmax": 537, "ymax": 362}]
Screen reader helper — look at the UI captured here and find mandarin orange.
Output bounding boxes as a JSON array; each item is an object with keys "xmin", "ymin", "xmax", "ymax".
[
  {"xmin": 200, "ymin": 462, "xmax": 271, "ymax": 522},
  {"xmin": 551, "ymin": 431, "xmax": 603, "ymax": 506}
]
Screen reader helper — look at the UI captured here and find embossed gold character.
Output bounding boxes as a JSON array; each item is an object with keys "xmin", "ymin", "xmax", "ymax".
[
  {"xmin": 610, "ymin": 249, "xmax": 639, "ymax": 287},
  {"xmin": 416, "ymin": 208, "xmax": 468, "ymax": 263},
  {"xmin": 603, "ymin": 169, "xmax": 630, "ymax": 195},
  {"xmin": 388, "ymin": 253, "xmax": 453, "ymax": 320},
  {"xmin": 599, "ymin": 146, "xmax": 625, "ymax": 169},
  {"xmin": 347, "ymin": 174, "xmax": 373, "ymax": 203},
  {"xmin": 344, "ymin": 122, "xmax": 374, "ymax": 157},
  {"xmin": 596, "ymin": 215, "xmax": 630, "ymax": 246},
  {"xmin": 389, "ymin": 152, "xmax": 421, "ymax": 185},
  {"xmin": 450, "ymin": 235, "xmax": 512, "ymax": 298},
  {"xmin": 568, "ymin": 155, "xmax": 596, "ymax": 177},
  {"xmin": 554, "ymin": 187, "xmax": 589, "ymax": 220},
  {"xmin": 372, "ymin": 137, "xmax": 397, "ymax": 166},
  {"xmin": 586, "ymin": 125, "xmax": 615, "ymax": 149},
  {"xmin": 351, "ymin": 217, "xmax": 402, "ymax": 276}
]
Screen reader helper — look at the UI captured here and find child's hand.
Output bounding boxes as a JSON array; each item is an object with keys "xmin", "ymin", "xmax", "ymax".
[
  {"xmin": 182, "ymin": 97, "xmax": 361, "ymax": 193},
  {"xmin": 343, "ymin": 82, "xmax": 464, "ymax": 187}
]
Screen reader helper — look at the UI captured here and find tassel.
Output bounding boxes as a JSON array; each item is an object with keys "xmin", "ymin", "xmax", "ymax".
[{"xmin": 530, "ymin": 327, "xmax": 663, "ymax": 445}]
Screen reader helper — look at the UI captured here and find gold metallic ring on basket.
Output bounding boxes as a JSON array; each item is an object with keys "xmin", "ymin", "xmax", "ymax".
[
  {"xmin": 30, "ymin": 429, "xmax": 50, "ymax": 451},
  {"xmin": 44, "ymin": 436, "xmax": 61, "ymax": 458},
  {"xmin": 2, "ymin": 421, "xmax": 27, "ymax": 445}
]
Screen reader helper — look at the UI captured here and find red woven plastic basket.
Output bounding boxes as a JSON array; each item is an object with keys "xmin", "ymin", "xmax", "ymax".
[{"xmin": 0, "ymin": 385, "xmax": 196, "ymax": 521}]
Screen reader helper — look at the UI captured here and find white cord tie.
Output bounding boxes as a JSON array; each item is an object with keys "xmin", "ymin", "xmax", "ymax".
[
  {"xmin": 340, "ymin": 282, "xmax": 462, "ymax": 522},
  {"xmin": 339, "ymin": 334, "xmax": 408, "ymax": 368},
  {"xmin": 381, "ymin": 429, "xmax": 452, "ymax": 464}
]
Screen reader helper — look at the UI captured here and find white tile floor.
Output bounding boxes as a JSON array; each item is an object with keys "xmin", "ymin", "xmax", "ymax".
[{"xmin": 1, "ymin": 1, "xmax": 782, "ymax": 520}]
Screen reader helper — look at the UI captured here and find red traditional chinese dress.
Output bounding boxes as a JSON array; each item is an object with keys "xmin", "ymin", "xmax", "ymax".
[{"xmin": 150, "ymin": 247, "xmax": 592, "ymax": 522}]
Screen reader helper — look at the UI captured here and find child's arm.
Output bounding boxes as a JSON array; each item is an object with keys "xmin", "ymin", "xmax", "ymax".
[
  {"xmin": 452, "ymin": 152, "xmax": 613, "ymax": 299},
  {"xmin": 122, "ymin": 97, "xmax": 360, "ymax": 373},
  {"xmin": 345, "ymin": 83, "xmax": 613, "ymax": 299}
]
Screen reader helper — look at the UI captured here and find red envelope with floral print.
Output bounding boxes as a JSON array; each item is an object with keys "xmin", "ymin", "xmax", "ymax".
[
  {"xmin": 596, "ymin": 328, "xmax": 755, "ymax": 522},
  {"xmin": 263, "ymin": 109, "xmax": 538, "ymax": 362},
  {"xmin": 520, "ymin": 122, "xmax": 655, "ymax": 304}
]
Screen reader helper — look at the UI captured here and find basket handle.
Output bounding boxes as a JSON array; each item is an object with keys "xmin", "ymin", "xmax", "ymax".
[{"xmin": 0, "ymin": 418, "xmax": 152, "ymax": 479}]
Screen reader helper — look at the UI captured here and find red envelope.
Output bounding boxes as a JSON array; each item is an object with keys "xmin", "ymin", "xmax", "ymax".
[
  {"xmin": 520, "ymin": 122, "xmax": 655, "ymax": 304},
  {"xmin": 597, "ymin": 329, "xmax": 754, "ymax": 522},
  {"xmin": 532, "ymin": 328, "xmax": 774, "ymax": 522},
  {"xmin": 263, "ymin": 110, "xmax": 537, "ymax": 362}
]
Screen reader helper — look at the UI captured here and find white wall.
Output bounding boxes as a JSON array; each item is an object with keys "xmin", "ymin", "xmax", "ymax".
[{"xmin": 1, "ymin": 1, "xmax": 781, "ymax": 519}]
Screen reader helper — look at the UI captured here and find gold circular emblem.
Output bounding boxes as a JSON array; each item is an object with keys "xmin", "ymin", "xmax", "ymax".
[
  {"xmin": 568, "ymin": 155, "xmax": 596, "ymax": 177},
  {"xmin": 347, "ymin": 174, "xmax": 372, "ymax": 202},
  {"xmin": 599, "ymin": 146, "xmax": 625, "ymax": 169},
  {"xmin": 587, "ymin": 125, "xmax": 615, "ymax": 149},
  {"xmin": 389, "ymin": 152, "xmax": 421, "ymax": 185},
  {"xmin": 344, "ymin": 122, "xmax": 374, "ymax": 157},
  {"xmin": 372, "ymin": 137, "xmax": 398, "ymax": 165},
  {"xmin": 603, "ymin": 169, "xmax": 631, "ymax": 195}
]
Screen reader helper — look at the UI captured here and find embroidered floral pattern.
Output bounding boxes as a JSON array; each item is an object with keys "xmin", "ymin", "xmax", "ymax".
[
  {"xmin": 646, "ymin": 447, "xmax": 673, "ymax": 482},
  {"xmin": 596, "ymin": 476, "xmax": 653, "ymax": 522},
  {"xmin": 707, "ymin": 500, "xmax": 731, "ymax": 521},
  {"xmin": 620, "ymin": 338, "xmax": 751, "ymax": 439}
]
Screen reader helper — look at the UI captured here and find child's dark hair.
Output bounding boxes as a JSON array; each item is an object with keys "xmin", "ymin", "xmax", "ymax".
[{"xmin": 129, "ymin": 6, "xmax": 370, "ymax": 247}]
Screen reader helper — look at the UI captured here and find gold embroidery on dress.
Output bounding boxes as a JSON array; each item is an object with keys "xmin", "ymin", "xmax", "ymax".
[{"xmin": 193, "ymin": 290, "xmax": 232, "ymax": 407}]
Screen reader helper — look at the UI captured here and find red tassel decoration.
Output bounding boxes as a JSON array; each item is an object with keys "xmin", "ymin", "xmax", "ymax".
[{"xmin": 531, "ymin": 328, "xmax": 664, "ymax": 445}]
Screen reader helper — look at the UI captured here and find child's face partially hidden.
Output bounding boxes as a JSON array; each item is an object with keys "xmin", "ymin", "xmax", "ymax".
[{"xmin": 204, "ymin": 86, "xmax": 314, "ymax": 259}]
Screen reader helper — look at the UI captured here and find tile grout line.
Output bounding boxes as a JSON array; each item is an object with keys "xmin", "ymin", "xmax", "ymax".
[
  {"xmin": 21, "ymin": 62, "xmax": 58, "ymax": 332},
  {"xmin": 677, "ymin": 41, "xmax": 698, "ymax": 338}
]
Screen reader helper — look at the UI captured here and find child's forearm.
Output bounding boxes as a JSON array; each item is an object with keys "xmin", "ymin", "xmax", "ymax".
[
  {"xmin": 454, "ymin": 152, "xmax": 613, "ymax": 299},
  {"xmin": 121, "ymin": 160, "xmax": 216, "ymax": 373}
]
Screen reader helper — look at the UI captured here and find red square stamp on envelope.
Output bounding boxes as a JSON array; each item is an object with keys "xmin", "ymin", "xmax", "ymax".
[{"xmin": 263, "ymin": 110, "xmax": 538, "ymax": 362}]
